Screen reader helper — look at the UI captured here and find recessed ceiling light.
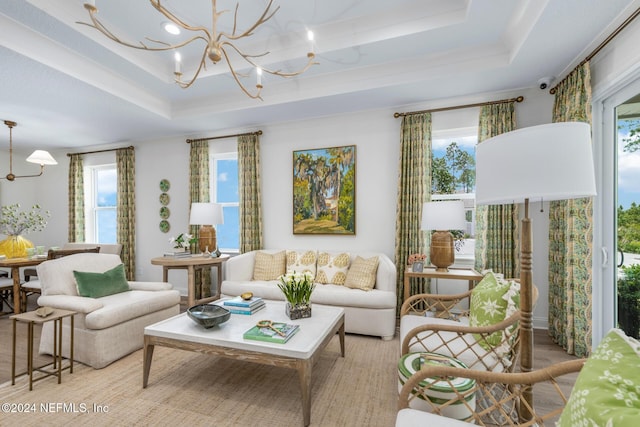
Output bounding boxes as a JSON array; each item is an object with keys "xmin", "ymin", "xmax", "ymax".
[{"xmin": 163, "ymin": 22, "xmax": 180, "ymax": 35}]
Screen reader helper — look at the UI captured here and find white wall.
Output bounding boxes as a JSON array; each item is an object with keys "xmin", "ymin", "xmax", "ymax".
[{"xmin": 0, "ymin": 87, "xmax": 554, "ymax": 325}]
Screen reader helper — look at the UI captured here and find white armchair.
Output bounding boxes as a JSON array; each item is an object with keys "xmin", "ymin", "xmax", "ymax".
[{"xmin": 37, "ymin": 253, "xmax": 180, "ymax": 368}]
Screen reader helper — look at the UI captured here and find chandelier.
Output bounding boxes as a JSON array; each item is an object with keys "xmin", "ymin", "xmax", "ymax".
[
  {"xmin": 79, "ymin": 0, "xmax": 318, "ymax": 99},
  {"xmin": 2, "ymin": 120, "xmax": 58, "ymax": 181}
]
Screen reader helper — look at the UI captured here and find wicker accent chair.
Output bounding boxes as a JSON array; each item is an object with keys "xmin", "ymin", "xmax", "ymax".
[
  {"xmin": 400, "ymin": 284, "xmax": 538, "ymax": 373},
  {"xmin": 396, "ymin": 358, "xmax": 585, "ymax": 426}
]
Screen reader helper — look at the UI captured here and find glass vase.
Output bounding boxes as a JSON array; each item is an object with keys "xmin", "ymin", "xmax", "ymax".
[
  {"xmin": 286, "ymin": 302, "xmax": 312, "ymax": 320},
  {"xmin": 0, "ymin": 235, "xmax": 34, "ymax": 258}
]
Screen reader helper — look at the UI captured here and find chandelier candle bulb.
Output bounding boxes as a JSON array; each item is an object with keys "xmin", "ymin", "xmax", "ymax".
[
  {"xmin": 307, "ymin": 30, "xmax": 315, "ymax": 54},
  {"xmin": 174, "ymin": 52, "xmax": 181, "ymax": 74},
  {"xmin": 257, "ymin": 67, "xmax": 262, "ymax": 86}
]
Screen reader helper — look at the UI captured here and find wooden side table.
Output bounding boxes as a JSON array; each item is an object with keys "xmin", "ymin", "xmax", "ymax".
[
  {"xmin": 11, "ymin": 308, "xmax": 75, "ymax": 390},
  {"xmin": 403, "ymin": 266, "xmax": 484, "ymax": 302},
  {"xmin": 151, "ymin": 254, "xmax": 229, "ymax": 308}
]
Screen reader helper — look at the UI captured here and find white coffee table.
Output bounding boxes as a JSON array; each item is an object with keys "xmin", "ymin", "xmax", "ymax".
[{"xmin": 143, "ymin": 300, "xmax": 345, "ymax": 426}]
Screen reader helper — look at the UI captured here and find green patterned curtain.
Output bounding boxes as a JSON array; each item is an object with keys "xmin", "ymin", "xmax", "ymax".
[
  {"xmin": 68, "ymin": 154, "xmax": 85, "ymax": 243},
  {"xmin": 474, "ymin": 102, "xmax": 519, "ymax": 278},
  {"xmin": 394, "ymin": 113, "xmax": 431, "ymax": 312},
  {"xmin": 548, "ymin": 62, "xmax": 593, "ymax": 357},
  {"xmin": 238, "ymin": 133, "xmax": 263, "ymax": 253},
  {"xmin": 116, "ymin": 147, "xmax": 136, "ymax": 280},
  {"xmin": 189, "ymin": 141, "xmax": 212, "ymax": 297}
]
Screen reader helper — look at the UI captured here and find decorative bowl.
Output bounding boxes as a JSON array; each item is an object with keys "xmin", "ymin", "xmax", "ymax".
[{"xmin": 187, "ymin": 304, "xmax": 231, "ymax": 329}]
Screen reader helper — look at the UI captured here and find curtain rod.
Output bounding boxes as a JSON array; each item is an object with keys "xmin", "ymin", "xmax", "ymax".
[
  {"xmin": 185, "ymin": 130, "xmax": 263, "ymax": 143},
  {"xmin": 393, "ymin": 96, "xmax": 524, "ymax": 118},
  {"xmin": 67, "ymin": 145, "xmax": 134, "ymax": 157},
  {"xmin": 550, "ymin": 6, "xmax": 640, "ymax": 94}
]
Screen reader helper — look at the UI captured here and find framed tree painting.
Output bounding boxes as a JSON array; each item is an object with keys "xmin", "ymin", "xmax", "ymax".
[{"xmin": 293, "ymin": 145, "xmax": 356, "ymax": 235}]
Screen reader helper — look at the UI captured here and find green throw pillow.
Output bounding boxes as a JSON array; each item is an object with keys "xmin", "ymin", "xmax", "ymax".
[
  {"xmin": 469, "ymin": 272, "xmax": 517, "ymax": 349},
  {"xmin": 557, "ymin": 328, "xmax": 640, "ymax": 427},
  {"xmin": 74, "ymin": 264, "xmax": 130, "ymax": 298}
]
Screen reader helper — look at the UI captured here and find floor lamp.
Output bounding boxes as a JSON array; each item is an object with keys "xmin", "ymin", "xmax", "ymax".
[{"xmin": 475, "ymin": 122, "xmax": 597, "ymax": 418}]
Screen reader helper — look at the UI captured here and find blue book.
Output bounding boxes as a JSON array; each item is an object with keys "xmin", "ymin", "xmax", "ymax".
[
  {"xmin": 223, "ymin": 296, "xmax": 263, "ymax": 308},
  {"xmin": 227, "ymin": 303, "xmax": 265, "ymax": 315}
]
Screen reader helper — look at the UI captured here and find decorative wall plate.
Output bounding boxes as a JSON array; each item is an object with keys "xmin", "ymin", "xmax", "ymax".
[
  {"xmin": 159, "ymin": 192, "xmax": 170, "ymax": 206},
  {"xmin": 159, "ymin": 179, "xmax": 170, "ymax": 192},
  {"xmin": 159, "ymin": 220, "xmax": 170, "ymax": 233},
  {"xmin": 160, "ymin": 206, "xmax": 170, "ymax": 219}
]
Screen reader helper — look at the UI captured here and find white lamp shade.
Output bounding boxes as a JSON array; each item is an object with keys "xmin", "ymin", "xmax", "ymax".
[
  {"xmin": 475, "ymin": 122, "xmax": 597, "ymax": 205},
  {"xmin": 421, "ymin": 200, "xmax": 466, "ymax": 231},
  {"xmin": 189, "ymin": 202, "xmax": 223, "ymax": 225},
  {"xmin": 26, "ymin": 150, "xmax": 57, "ymax": 165}
]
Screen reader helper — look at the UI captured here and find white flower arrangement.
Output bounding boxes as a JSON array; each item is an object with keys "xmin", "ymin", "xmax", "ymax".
[
  {"xmin": 0, "ymin": 203, "xmax": 50, "ymax": 236},
  {"xmin": 277, "ymin": 271, "xmax": 315, "ymax": 306},
  {"xmin": 169, "ymin": 233, "xmax": 197, "ymax": 249}
]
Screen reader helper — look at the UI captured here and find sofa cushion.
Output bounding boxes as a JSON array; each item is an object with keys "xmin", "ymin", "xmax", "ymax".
[
  {"xmin": 74, "ymin": 264, "xmax": 130, "ymax": 298},
  {"xmin": 469, "ymin": 272, "xmax": 518, "ymax": 349},
  {"xmin": 557, "ymin": 328, "xmax": 640, "ymax": 427},
  {"xmin": 316, "ymin": 251, "xmax": 350, "ymax": 285},
  {"xmin": 286, "ymin": 250, "xmax": 317, "ymax": 278},
  {"xmin": 252, "ymin": 250, "xmax": 286, "ymax": 280},
  {"xmin": 84, "ymin": 289, "xmax": 180, "ymax": 330},
  {"xmin": 345, "ymin": 256, "xmax": 379, "ymax": 291}
]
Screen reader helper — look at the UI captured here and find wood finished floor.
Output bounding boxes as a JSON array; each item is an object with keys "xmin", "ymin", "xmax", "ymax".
[{"xmin": 1, "ymin": 296, "xmax": 580, "ymax": 412}]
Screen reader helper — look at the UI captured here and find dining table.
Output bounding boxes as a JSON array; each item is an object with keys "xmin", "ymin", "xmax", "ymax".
[{"xmin": 0, "ymin": 256, "xmax": 47, "ymax": 314}]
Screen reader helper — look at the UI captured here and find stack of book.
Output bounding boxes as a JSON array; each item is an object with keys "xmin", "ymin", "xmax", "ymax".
[
  {"xmin": 163, "ymin": 250, "xmax": 192, "ymax": 258},
  {"xmin": 243, "ymin": 322, "xmax": 300, "ymax": 343},
  {"xmin": 223, "ymin": 296, "xmax": 265, "ymax": 315}
]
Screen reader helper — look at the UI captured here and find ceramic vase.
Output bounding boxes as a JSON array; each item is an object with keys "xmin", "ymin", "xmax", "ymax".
[{"xmin": 0, "ymin": 235, "xmax": 34, "ymax": 258}]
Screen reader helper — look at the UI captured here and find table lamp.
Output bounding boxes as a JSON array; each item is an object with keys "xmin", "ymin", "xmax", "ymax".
[
  {"xmin": 421, "ymin": 200, "xmax": 466, "ymax": 272},
  {"xmin": 475, "ymin": 121, "xmax": 596, "ymax": 418},
  {"xmin": 189, "ymin": 203, "xmax": 224, "ymax": 254}
]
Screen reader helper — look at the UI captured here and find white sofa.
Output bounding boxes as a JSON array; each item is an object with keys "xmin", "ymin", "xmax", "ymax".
[
  {"xmin": 220, "ymin": 249, "xmax": 397, "ymax": 340},
  {"xmin": 37, "ymin": 253, "xmax": 180, "ymax": 368}
]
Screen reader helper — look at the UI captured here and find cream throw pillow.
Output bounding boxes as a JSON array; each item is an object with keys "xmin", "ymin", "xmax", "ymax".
[
  {"xmin": 286, "ymin": 250, "xmax": 317, "ymax": 278},
  {"xmin": 252, "ymin": 251, "xmax": 286, "ymax": 280},
  {"xmin": 344, "ymin": 256, "xmax": 379, "ymax": 291},
  {"xmin": 316, "ymin": 251, "xmax": 350, "ymax": 285}
]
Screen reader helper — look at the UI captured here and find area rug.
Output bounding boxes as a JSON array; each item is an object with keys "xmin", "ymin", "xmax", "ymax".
[{"xmin": 0, "ymin": 334, "xmax": 399, "ymax": 427}]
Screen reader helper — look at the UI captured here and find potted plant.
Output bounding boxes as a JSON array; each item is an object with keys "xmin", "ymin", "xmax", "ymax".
[
  {"xmin": 0, "ymin": 203, "xmax": 50, "ymax": 258},
  {"xmin": 168, "ymin": 233, "xmax": 197, "ymax": 253},
  {"xmin": 277, "ymin": 271, "xmax": 315, "ymax": 319}
]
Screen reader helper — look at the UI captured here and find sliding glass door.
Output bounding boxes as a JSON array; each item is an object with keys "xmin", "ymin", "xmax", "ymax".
[
  {"xmin": 614, "ymin": 96, "xmax": 640, "ymax": 338},
  {"xmin": 597, "ymin": 77, "xmax": 640, "ymax": 343}
]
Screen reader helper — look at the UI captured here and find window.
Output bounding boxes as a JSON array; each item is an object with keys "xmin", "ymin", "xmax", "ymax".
[
  {"xmin": 211, "ymin": 153, "xmax": 239, "ymax": 252},
  {"xmin": 431, "ymin": 132, "xmax": 478, "ymax": 259},
  {"xmin": 84, "ymin": 164, "xmax": 117, "ymax": 243}
]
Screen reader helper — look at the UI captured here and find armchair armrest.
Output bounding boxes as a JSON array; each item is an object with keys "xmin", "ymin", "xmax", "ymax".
[
  {"xmin": 128, "ymin": 281, "xmax": 174, "ymax": 291},
  {"xmin": 37, "ymin": 295, "xmax": 103, "ymax": 314},
  {"xmin": 398, "ymin": 358, "xmax": 585, "ymax": 426},
  {"xmin": 401, "ymin": 311, "xmax": 522, "ymax": 372},
  {"xmin": 401, "ymin": 290, "xmax": 473, "ymax": 318}
]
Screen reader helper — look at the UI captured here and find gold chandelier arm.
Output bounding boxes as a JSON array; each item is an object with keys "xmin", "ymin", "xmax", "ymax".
[
  {"xmin": 218, "ymin": 0, "xmax": 279, "ymax": 42},
  {"xmin": 0, "ymin": 166, "xmax": 45, "ymax": 181},
  {"xmin": 78, "ymin": 4, "xmax": 209, "ymax": 52},
  {"xmin": 221, "ymin": 41, "xmax": 318, "ymax": 78},
  {"xmin": 219, "ymin": 47, "xmax": 263, "ymax": 100},
  {"xmin": 150, "ymin": 0, "xmax": 212, "ymax": 40},
  {"xmin": 174, "ymin": 47, "xmax": 210, "ymax": 89}
]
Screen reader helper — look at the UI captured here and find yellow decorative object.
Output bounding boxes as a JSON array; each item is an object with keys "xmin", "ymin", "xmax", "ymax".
[{"xmin": 0, "ymin": 235, "xmax": 34, "ymax": 258}]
